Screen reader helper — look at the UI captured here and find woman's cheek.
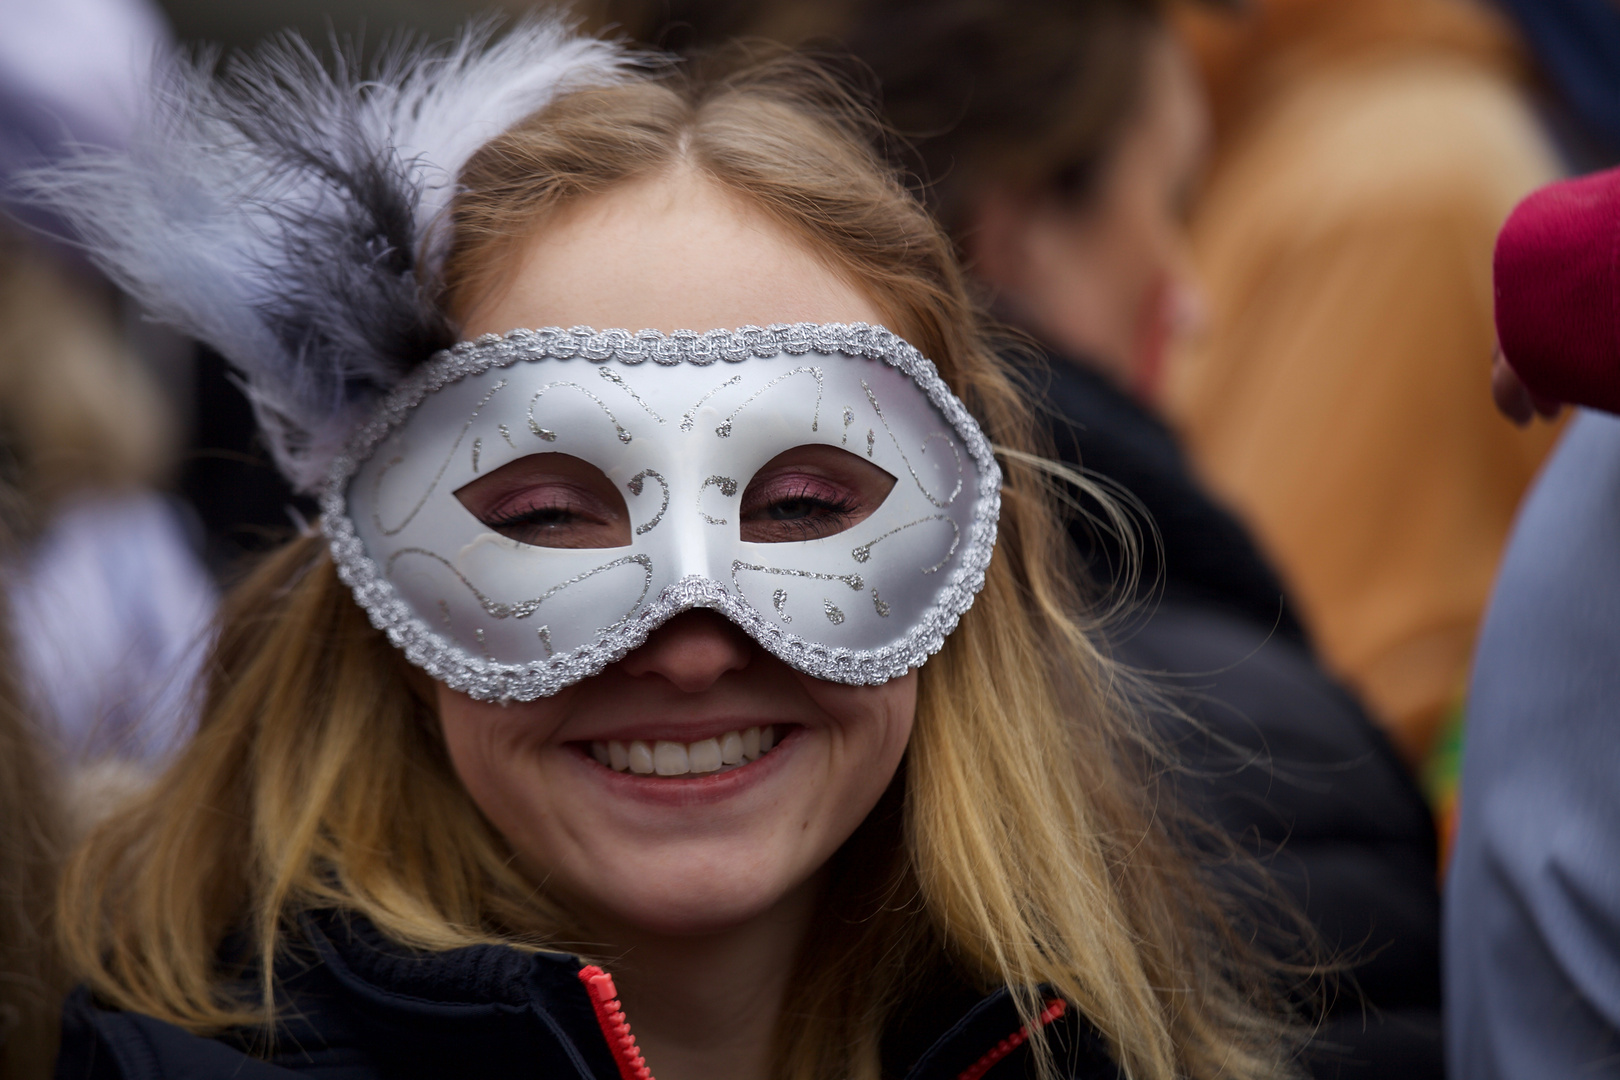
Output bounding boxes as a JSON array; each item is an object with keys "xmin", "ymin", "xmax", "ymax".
[
  {"xmin": 798, "ymin": 671, "xmax": 918, "ymax": 761},
  {"xmin": 436, "ymin": 686, "xmax": 573, "ymax": 802}
]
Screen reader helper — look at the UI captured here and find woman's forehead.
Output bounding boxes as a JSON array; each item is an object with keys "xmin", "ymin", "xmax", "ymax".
[{"xmin": 461, "ymin": 167, "xmax": 884, "ymax": 340}]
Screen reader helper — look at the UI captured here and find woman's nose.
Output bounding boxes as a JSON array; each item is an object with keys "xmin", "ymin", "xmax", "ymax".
[{"xmin": 616, "ymin": 609, "xmax": 754, "ymax": 692}]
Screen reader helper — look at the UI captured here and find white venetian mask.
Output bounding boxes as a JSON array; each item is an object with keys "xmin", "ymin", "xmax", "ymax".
[{"xmin": 320, "ymin": 323, "xmax": 1001, "ymax": 701}]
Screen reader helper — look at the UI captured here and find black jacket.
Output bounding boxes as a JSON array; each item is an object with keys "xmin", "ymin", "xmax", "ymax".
[
  {"xmin": 1034, "ymin": 355, "xmax": 1443, "ymax": 1079},
  {"xmin": 57, "ymin": 913, "xmax": 1122, "ymax": 1080}
]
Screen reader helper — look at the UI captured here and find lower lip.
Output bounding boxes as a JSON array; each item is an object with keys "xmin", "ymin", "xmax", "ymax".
[{"xmin": 568, "ymin": 726, "xmax": 803, "ymax": 806}]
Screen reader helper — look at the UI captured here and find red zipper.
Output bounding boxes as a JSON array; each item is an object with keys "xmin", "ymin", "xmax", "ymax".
[
  {"xmin": 579, "ymin": 965, "xmax": 656, "ymax": 1080},
  {"xmin": 579, "ymin": 964, "xmax": 1063, "ymax": 1080},
  {"xmin": 955, "ymin": 998, "xmax": 1068, "ymax": 1080}
]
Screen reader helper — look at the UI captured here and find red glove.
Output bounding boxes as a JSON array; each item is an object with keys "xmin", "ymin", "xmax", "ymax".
[{"xmin": 1494, "ymin": 165, "xmax": 1620, "ymax": 416}]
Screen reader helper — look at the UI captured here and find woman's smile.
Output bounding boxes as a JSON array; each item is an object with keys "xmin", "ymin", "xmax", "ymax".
[
  {"xmin": 585, "ymin": 723, "xmax": 786, "ymax": 776},
  {"xmin": 567, "ymin": 724, "xmax": 801, "ymax": 808}
]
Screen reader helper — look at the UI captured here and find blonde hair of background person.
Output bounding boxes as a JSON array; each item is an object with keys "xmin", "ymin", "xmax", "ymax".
[
  {"xmin": 55, "ymin": 57, "xmax": 1304, "ymax": 1080},
  {"xmin": 1165, "ymin": 0, "xmax": 1563, "ymax": 767},
  {"xmin": 0, "ymin": 232, "xmax": 175, "ymax": 533}
]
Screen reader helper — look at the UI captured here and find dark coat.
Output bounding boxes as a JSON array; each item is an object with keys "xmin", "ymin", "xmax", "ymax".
[
  {"xmin": 57, "ymin": 913, "xmax": 1122, "ymax": 1080},
  {"xmin": 1034, "ymin": 355, "xmax": 1444, "ymax": 1079}
]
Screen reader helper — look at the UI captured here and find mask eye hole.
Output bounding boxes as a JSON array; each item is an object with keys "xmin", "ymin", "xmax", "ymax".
[
  {"xmin": 739, "ymin": 444, "xmax": 896, "ymax": 544},
  {"xmin": 455, "ymin": 453, "xmax": 632, "ymax": 549}
]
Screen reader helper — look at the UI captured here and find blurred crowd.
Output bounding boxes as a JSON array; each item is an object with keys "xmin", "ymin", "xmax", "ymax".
[{"xmin": 0, "ymin": 0, "xmax": 1617, "ymax": 1076}]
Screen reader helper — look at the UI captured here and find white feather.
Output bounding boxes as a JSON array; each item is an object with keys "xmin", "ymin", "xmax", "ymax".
[
  {"xmin": 384, "ymin": 22, "xmax": 629, "ymax": 258},
  {"xmin": 19, "ymin": 18, "xmax": 633, "ymax": 492}
]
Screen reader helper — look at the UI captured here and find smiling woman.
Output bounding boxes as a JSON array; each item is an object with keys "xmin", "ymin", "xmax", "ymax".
[{"xmin": 37, "ymin": 20, "xmax": 1300, "ymax": 1080}]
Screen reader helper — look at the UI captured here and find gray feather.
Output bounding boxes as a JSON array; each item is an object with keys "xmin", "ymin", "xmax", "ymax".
[{"xmin": 18, "ymin": 18, "xmax": 631, "ymax": 492}]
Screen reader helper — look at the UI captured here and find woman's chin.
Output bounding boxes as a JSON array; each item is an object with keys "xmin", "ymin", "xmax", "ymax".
[{"xmin": 578, "ymin": 864, "xmax": 810, "ymax": 939}]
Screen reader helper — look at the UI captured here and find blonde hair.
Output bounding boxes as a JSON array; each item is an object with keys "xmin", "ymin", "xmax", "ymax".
[{"xmin": 58, "ymin": 54, "xmax": 1297, "ymax": 1080}]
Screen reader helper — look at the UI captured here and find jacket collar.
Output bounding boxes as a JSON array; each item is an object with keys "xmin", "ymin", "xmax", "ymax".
[{"xmin": 288, "ymin": 912, "xmax": 1117, "ymax": 1080}]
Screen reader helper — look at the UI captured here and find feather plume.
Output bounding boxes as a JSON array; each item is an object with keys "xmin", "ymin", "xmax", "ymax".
[{"xmin": 17, "ymin": 19, "xmax": 632, "ymax": 492}]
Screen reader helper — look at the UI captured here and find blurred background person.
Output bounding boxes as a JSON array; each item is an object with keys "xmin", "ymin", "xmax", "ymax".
[
  {"xmin": 1446, "ymin": 23, "xmax": 1620, "ymax": 1056},
  {"xmin": 0, "ymin": 234, "xmax": 213, "ymax": 766},
  {"xmin": 0, "ymin": 3, "xmax": 205, "ymax": 1072},
  {"xmin": 594, "ymin": 0, "xmax": 1446, "ymax": 1074},
  {"xmin": 1448, "ymin": 404, "xmax": 1620, "ymax": 1079},
  {"xmin": 838, "ymin": 4, "xmax": 1444, "ymax": 1074},
  {"xmin": 1162, "ymin": 0, "xmax": 1564, "ymax": 787},
  {"xmin": 1, "ymin": 0, "xmax": 216, "ymax": 767}
]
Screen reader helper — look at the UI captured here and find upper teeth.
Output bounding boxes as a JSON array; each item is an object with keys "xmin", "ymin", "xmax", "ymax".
[{"xmin": 591, "ymin": 726, "xmax": 779, "ymax": 776}]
